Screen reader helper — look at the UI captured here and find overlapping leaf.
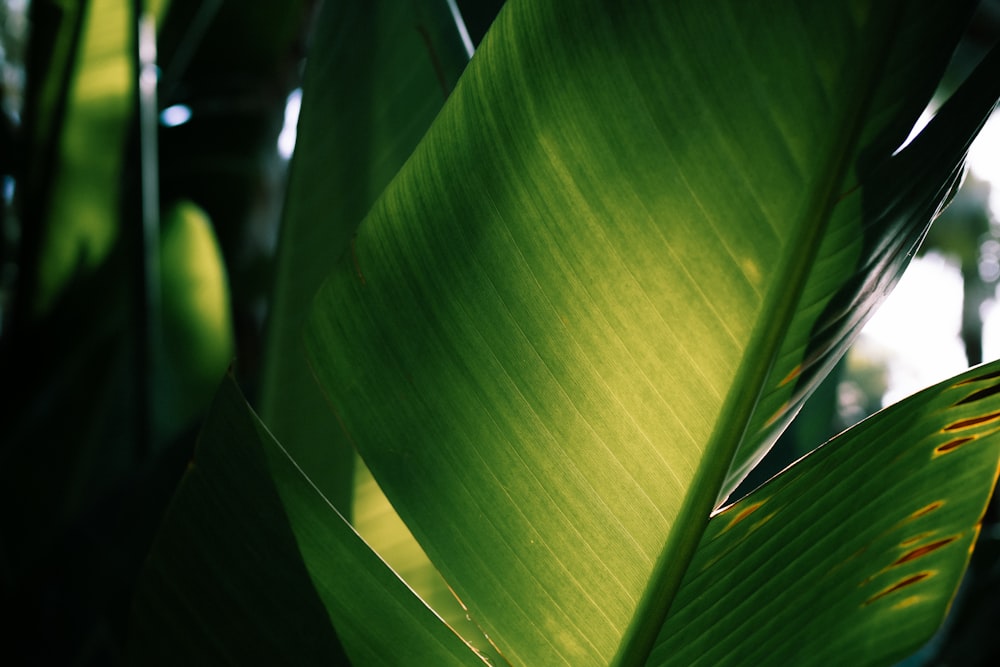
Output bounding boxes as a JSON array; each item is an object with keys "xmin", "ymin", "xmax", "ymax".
[
  {"xmin": 129, "ymin": 377, "xmax": 485, "ymax": 666},
  {"xmin": 255, "ymin": 0, "xmax": 494, "ymax": 650},
  {"xmin": 303, "ymin": 1, "xmax": 999, "ymax": 664},
  {"xmin": 259, "ymin": 0, "xmax": 472, "ymax": 511},
  {"xmin": 654, "ymin": 360, "xmax": 1000, "ymax": 666}
]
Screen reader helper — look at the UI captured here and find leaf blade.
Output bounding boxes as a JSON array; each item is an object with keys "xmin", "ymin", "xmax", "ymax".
[
  {"xmin": 129, "ymin": 377, "xmax": 485, "ymax": 666},
  {"xmin": 653, "ymin": 360, "xmax": 1000, "ymax": 667},
  {"xmin": 303, "ymin": 1, "xmax": 993, "ymax": 664}
]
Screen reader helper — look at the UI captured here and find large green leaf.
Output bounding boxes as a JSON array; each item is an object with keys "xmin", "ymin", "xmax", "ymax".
[
  {"xmin": 129, "ymin": 376, "xmax": 484, "ymax": 666},
  {"xmin": 303, "ymin": 1, "xmax": 998, "ymax": 664},
  {"xmin": 654, "ymin": 359, "xmax": 1000, "ymax": 666}
]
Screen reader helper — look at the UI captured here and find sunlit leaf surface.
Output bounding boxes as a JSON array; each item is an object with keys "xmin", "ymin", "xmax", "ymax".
[{"xmin": 304, "ymin": 1, "xmax": 996, "ymax": 664}]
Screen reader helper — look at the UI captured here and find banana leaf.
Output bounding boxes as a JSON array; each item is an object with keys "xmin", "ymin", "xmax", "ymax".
[
  {"xmin": 132, "ymin": 0, "xmax": 1000, "ymax": 665},
  {"xmin": 655, "ymin": 361, "xmax": 1000, "ymax": 665},
  {"xmin": 128, "ymin": 376, "xmax": 485, "ymax": 666},
  {"xmin": 302, "ymin": 1, "xmax": 1000, "ymax": 664}
]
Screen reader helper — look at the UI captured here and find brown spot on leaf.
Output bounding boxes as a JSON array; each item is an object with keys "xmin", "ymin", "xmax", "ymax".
[
  {"xmin": 893, "ymin": 538, "xmax": 957, "ymax": 566},
  {"xmin": 934, "ymin": 436, "xmax": 975, "ymax": 455},
  {"xmin": 955, "ymin": 385, "xmax": 1000, "ymax": 406},
  {"xmin": 864, "ymin": 572, "xmax": 933, "ymax": 606},
  {"xmin": 956, "ymin": 369, "xmax": 1000, "ymax": 385},
  {"xmin": 944, "ymin": 411, "xmax": 1000, "ymax": 431},
  {"xmin": 722, "ymin": 500, "xmax": 766, "ymax": 533},
  {"xmin": 908, "ymin": 502, "xmax": 943, "ymax": 521},
  {"xmin": 778, "ymin": 364, "xmax": 803, "ymax": 387}
]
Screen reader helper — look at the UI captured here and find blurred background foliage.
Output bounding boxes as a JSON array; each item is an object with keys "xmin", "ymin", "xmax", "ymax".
[{"xmin": 0, "ymin": 0, "xmax": 998, "ymax": 664}]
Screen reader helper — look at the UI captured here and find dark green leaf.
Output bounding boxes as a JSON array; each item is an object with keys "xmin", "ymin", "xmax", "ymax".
[
  {"xmin": 129, "ymin": 376, "xmax": 484, "ymax": 666},
  {"xmin": 654, "ymin": 359, "xmax": 1000, "ymax": 666}
]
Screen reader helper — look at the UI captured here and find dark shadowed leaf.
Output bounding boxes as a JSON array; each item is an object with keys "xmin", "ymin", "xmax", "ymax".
[
  {"xmin": 129, "ymin": 376, "xmax": 484, "ymax": 666},
  {"xmin": 259, "ymin": 0, "xmax": 471, "ymax": 511}
]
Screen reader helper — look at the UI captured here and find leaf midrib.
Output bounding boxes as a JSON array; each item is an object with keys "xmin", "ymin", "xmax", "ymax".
[{"xmin": 612, "ymin": 4, "xmax": 910, "ymax": 664}]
